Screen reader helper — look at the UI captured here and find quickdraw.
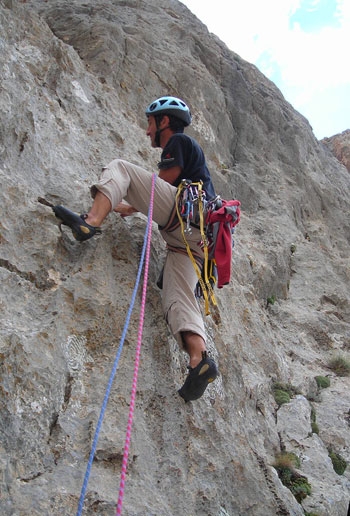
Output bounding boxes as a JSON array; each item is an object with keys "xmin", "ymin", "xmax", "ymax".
[{"xmin": 175, "ymin": 180, "xmax": 221, "ymax": 323}]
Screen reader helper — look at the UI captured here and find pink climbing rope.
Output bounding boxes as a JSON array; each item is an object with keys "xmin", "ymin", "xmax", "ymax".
[{"xmin": 116, "ymin": 173, "xmax": 156, "ymax": 515}]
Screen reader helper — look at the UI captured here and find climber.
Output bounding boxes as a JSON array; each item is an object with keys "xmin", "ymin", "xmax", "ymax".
[{"xmin": 51, "ymin": 96, "xmax": 218, "ymax": 402}]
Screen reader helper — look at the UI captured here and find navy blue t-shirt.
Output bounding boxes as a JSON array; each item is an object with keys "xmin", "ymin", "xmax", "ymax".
[{"xmin": 158, "ymin": 133, "xmax": 216, "ymax": 200}]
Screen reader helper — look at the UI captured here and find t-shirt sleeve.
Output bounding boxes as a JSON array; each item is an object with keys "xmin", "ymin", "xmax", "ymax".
[{"xmin": 158, "ymin": 135, "xmax": 185, "ymax": 170}]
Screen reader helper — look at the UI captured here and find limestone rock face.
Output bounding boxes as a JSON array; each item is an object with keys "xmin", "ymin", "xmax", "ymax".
[
  {"xmin": 321, "ymin": 129, "xmax": 350, "ymax": 173},
  {"xmin": 1, "ymin": 1, "xmax": 349, "ymax": 515}
]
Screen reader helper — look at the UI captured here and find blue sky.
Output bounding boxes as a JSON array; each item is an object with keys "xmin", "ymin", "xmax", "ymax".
[{"xmin": 181, "ymin": 0, "xmax": 350, "ymax": 139}]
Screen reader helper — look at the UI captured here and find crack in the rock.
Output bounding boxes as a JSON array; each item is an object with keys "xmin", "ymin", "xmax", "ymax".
[{"xmin": 0, "ymin": 258, "xmax": 56, "ymax": 291}]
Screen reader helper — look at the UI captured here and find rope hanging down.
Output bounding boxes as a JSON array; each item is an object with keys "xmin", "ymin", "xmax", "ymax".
[
  {"xmin": 116, "ymin": 173, "xmax": 156, "ymax": 515},
  {"xmin": 76, "ymin": 173, "xmax": 157, "ymax": 516}
]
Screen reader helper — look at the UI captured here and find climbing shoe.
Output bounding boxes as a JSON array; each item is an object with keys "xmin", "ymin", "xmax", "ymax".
[
  {"xmin": 178, "ymin": 351, "xmax": 218, "ymax": 402},
  {"xmin": 52, "ymin": 205, "xmax": 101, "ymax": 241},
  {"xmin": 38, "ymin": 198, "xmax": 101, "ymax": 241}
]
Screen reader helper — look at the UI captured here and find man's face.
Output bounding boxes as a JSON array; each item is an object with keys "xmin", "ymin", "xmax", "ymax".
[{"xmin": 146, "ymin": 115, "xmax": 158, "ymax": 148}]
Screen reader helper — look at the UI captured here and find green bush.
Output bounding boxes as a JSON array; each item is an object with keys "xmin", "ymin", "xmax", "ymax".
[
  {"xmin": 267, "ymin": 294, "xmax": 276, "ymax": 306},
  {"xmin": 274, "ymin": 452, "xmax": 300, "ymax": 469},
  {"xmin": 273, "ymin": 382, "xmax": 300, "ymax": 396},
  {"xmin": 315, "ymin": 375, "xmax": 330, "ymax": 389},
  {"xmin": 290, "ymin": 476, "xmax": 311, "ymax": 502},
  {"xmin": 272, "ymin": 382, "xmax": 300, "ymax": 406},
  {"xmin": 328, "ymin": 450, "xmax": 347, "ymax": 475},
  {"xmin": 311, "ymin": 421, "xmax": 319, "ymax": 434},
  {"xmin": 273, "ymin": 453, "xmax": 311, "ymax": 503},
  {"xmin": 274, "ymin": 389, "xmax": 290, "ymax": 406},
  {"xmin": 328, "ymin": 355, "xmax": 350, "ymax": 377},
  {"xmin": 310, "ymin": 406, "xmax": 319, "ymax": 434}
]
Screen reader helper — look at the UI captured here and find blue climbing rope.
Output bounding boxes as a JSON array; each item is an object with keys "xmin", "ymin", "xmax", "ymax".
[{"xmin": 76, "ymin": 174, "xmax": 157, "ymax": 516}]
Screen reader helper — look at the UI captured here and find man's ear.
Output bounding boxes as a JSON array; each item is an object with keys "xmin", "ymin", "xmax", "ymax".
[{"xmin": 160, "ymin": 115, "xmax": 170, "ymax": 128}]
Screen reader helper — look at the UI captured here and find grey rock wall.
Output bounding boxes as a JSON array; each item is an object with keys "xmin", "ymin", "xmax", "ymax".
[{"xmin": 0, "ymin": 1, "xmax": 349, "ymax": 515}]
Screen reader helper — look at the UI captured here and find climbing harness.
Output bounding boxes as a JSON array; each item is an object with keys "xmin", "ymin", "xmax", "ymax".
[
  {"xmin": 76, "ymin": 174, "xmax": 157, "ymax": 516},
  {"xmin": 175, "ymin": 179, "xmax": 241, "ymax": 324},
  {"xmin": 175, "ymin": 180, "xmax": 219, "ymax": 321}
]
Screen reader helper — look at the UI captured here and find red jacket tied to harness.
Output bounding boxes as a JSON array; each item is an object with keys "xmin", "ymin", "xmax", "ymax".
[{"xmin": 206, "ymin": 200, "xmax": 241, "ymax": 288}]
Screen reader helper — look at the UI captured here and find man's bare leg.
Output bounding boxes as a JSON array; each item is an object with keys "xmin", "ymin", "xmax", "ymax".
[
  {"xmin": 182, "ymin": 331, "xmax": 206, "ymax": 368},
  {"xmin": 84, "ymin": 191, "xmax": 112, "ymax": 227}
]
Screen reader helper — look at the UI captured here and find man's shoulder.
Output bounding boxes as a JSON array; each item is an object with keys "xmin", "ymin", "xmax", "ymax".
[
  {"xmin": 169, "ymin": 132, "xmax": 194, "ymax": 143},
  {"xmin": 169, "ymin": 132, "xmax": 200, "ymax": 150}
]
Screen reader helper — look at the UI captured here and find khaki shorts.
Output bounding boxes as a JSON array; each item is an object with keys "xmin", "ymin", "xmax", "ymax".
[{"xmin": 91, "ymin": 159, "xmax": 206, "ymax": 346}]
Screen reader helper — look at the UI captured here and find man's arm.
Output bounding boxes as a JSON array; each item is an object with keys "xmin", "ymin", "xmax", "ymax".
[
  {"xmin": 114, "ymin": 202, "xmax": 138, "ymax": 217},
  {"xmin": 158, "ymin": 165, "xmax": 182, "ymax": 185}
]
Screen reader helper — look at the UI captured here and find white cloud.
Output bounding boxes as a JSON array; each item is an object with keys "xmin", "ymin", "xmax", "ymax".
[{"xmin": 181, "ymin": 0, "xmax": 350, "ymax": 137}]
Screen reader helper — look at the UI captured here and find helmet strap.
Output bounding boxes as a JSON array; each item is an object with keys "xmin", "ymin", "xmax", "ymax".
[
  {"xmin": 155, "ymin": 129, "xmax": 161, "ymax": 148},
  {"xmin": 154, "ymin": 115, "xmax": 170, "ymax": 147}
]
